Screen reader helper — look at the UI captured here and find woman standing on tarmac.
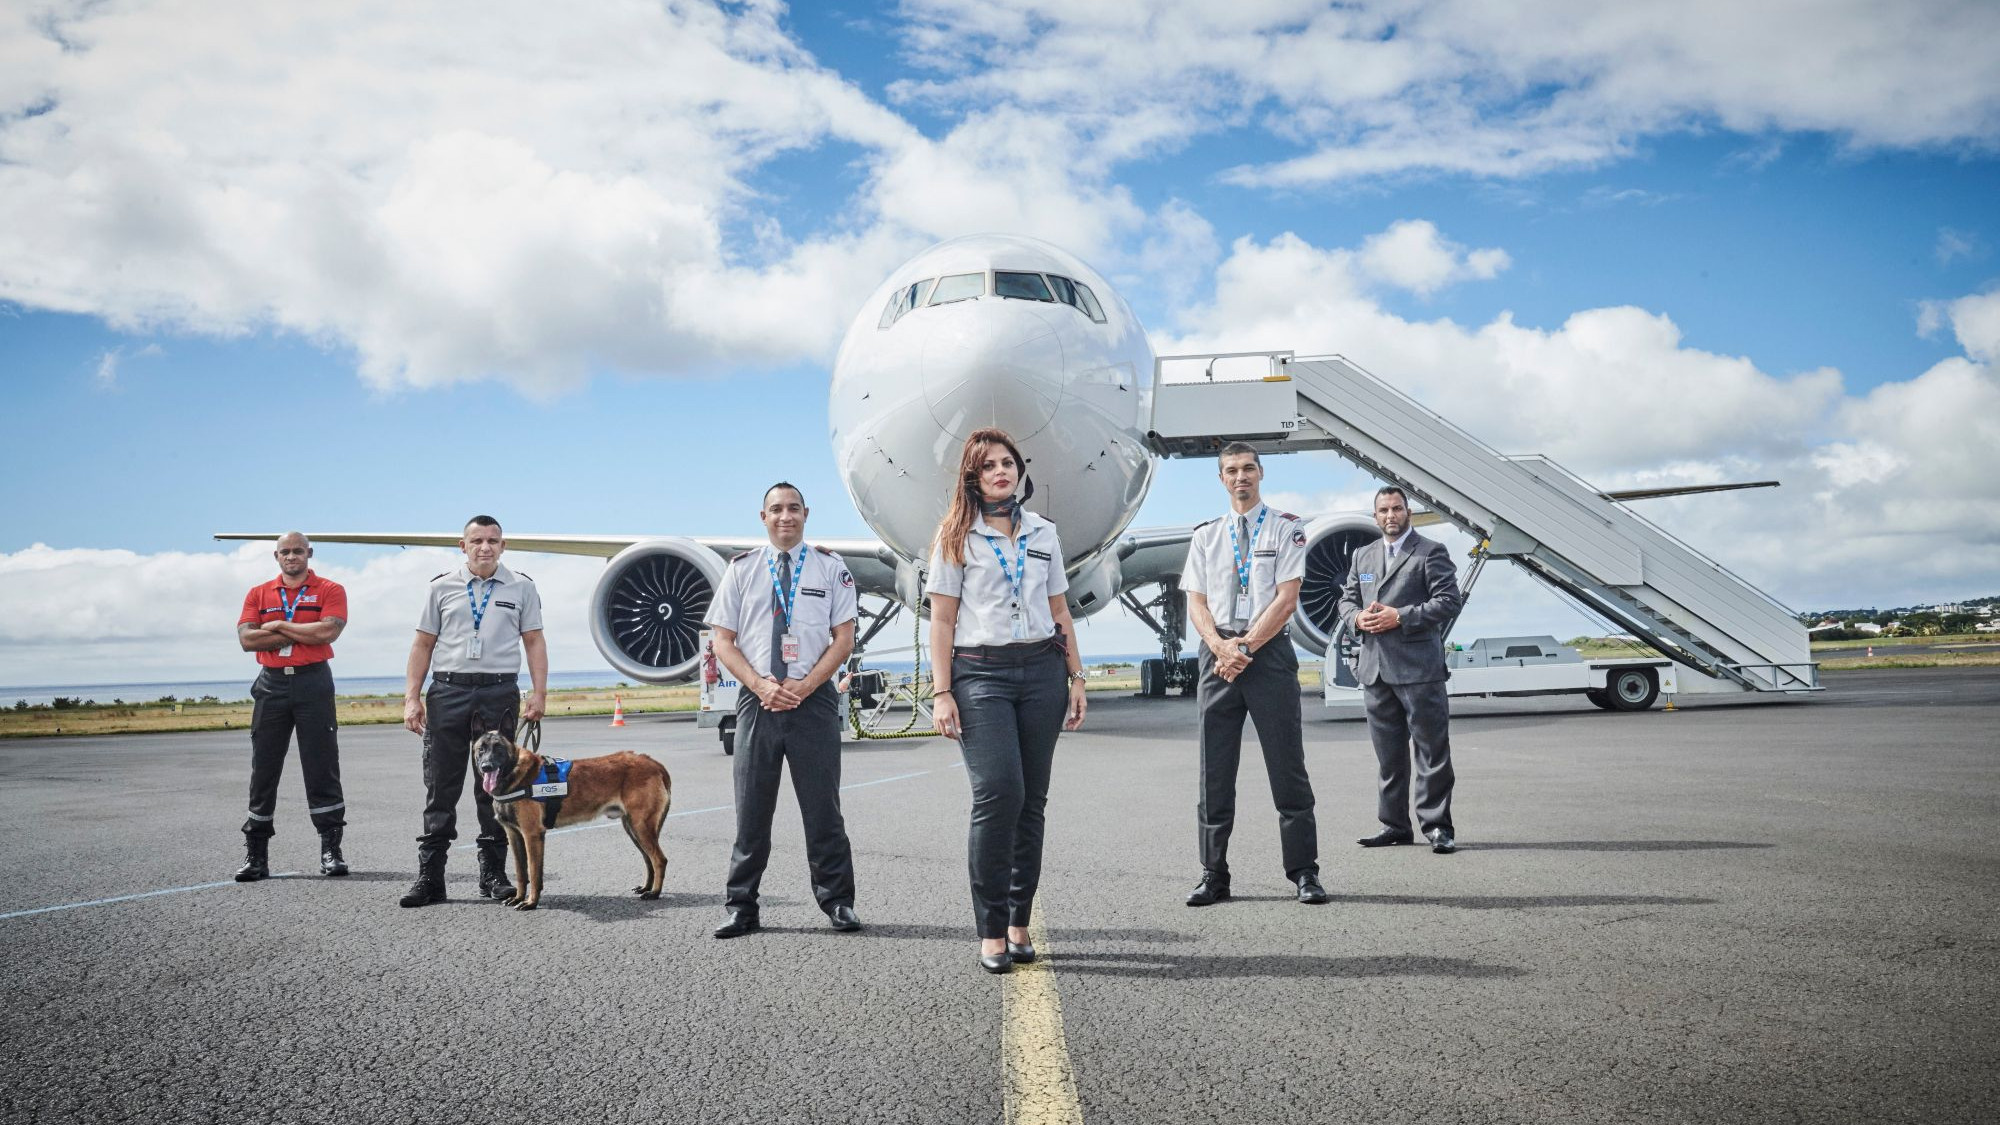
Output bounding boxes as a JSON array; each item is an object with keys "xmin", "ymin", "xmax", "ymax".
[{"xmin": 927, "ymin": 427, "xmax": 1089, "ymax": 974}]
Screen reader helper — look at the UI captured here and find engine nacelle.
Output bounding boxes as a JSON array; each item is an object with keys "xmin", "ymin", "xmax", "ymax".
[
  {"xmin": 1063, "ymin": 552, "xmax": 1122, "ymax": 620},
  {"xmin": 589, "ymin": 538, "xmax": 727, "ymax": 683},
  {"xmin": 1290, "ymin": 515, "xmax": 1381, "ymax": 657}
]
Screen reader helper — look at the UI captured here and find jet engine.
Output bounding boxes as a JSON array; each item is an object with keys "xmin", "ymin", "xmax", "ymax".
[
  {"xmin": 1289, "ymin": 515, "xmax": 1382, "ymax": 657},
  {"xmin": 589, "ymin": 538, "xmax": 727, "ymax": 683}
]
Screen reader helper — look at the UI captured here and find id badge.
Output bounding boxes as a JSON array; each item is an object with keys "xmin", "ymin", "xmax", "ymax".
[
  {"xmin": 278, "ymin": 644, "xmax": 293, "ymax": 658},
  {"xmin": 1010, "ymin": 607, "xmax": 1028, "ymax": 641},
  {"xmin": 469, "ymin": 634, "xmax": 483, "ymax": 660},
  {"xmin": 781, "ymin": 633, "xmax": 800, "ymax": 664}
]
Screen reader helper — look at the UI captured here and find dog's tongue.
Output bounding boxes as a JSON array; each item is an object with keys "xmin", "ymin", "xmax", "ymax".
[{"xmin": 479, "ymin": 769, "xmax": 498, "ymax": 794}]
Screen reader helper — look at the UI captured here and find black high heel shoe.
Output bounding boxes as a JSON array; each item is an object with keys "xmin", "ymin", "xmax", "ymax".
[
  {"xmin": 979, "ymin": 950, "xmax": 1014, "ymax": 974},
  {"xmin": 1005, "ymin": 941, "xmax": 1036, "ymax": 964}
]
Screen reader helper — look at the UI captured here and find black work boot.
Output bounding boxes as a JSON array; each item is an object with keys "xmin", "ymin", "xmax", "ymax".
[
  {"xmin": 234, "ymin": 837, "xmax": 271, "ymax": 883},
  {"xmin": 398, "ymin": 853, "xmax": 447, "ymax": 908},
  {"xmin": 319, "ymin": 829, "xmax": 349, "ymax": 877},
  {"xmin": 477, "ymin": 846, "xmax": 515, "ymax": 901}
]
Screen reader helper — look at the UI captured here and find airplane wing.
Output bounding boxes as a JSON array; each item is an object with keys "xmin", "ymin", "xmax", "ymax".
[{"xmin": 212, "ymin": 532, "xmax": 902, "ymax": 598}]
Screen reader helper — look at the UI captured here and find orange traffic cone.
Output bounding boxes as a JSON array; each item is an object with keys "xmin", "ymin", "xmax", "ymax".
[{"xmin": 610, "ymin": 695, "xmax": 626, "ymax": 727}]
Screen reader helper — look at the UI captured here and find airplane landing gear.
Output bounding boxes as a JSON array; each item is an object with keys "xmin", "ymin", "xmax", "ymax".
[{"xmin": 1121, "ymin": 579, "xmax": 1198, "ymax": 698}]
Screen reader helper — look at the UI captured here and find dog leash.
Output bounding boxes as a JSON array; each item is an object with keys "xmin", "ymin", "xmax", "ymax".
[{"xmin": 517, "ymin": 716, "xmax": 541, "ymax": 755}]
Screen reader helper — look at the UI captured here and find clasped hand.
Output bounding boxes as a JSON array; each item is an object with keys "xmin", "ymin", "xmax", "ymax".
[
  {"xmin": 756, "ymin": 677, "xmax": 808, "ymax": 711},
  {"xmin": 1213, "ymin": 642, "xmax": 1251, "ymax": 683},
  {"xmin": 1356, "ymin": 601, "xmax": 1402, "ymax": 634}
]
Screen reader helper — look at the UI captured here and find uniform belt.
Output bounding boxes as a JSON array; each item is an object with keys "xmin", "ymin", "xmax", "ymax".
[
  {"xmin": 431, "ymin": 671, "xmax": 515, "ymax": 687},
  {"xmin": 1216, "ymin": 628, "xmax": 1288, "ymax": 640},
  {"xmin": 262, "ymin": 662, "xmax": 329, "ymax": 677},
  {"xmin": 953, "ymin": 639, "xmax": 1062, "ymax": 663}
]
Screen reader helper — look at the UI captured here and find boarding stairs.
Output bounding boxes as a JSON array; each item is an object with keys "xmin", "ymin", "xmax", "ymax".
[{"xmin": 1145, "ymin": 352, "xmax": 1817, "ymax": 695}]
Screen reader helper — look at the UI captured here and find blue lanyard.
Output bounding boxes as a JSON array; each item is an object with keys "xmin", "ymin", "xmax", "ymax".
[
  {"xmin": 1228, "ymin": 506, "xmax": 1268, "ymax": 591},
  {"xmin": 767, "ymin": 547, "xmax": 807, "ymax": 630},
  {"xmin": 986, "ymin": 528, "xmax": 1029, "ymax": 604},
  {"xmin": 277, "ymin": 581, "xmax": 309, "ymax": 622},
  {"xmin": 466, "ymin": 577, "xmax": 497, "ymax": 635}
]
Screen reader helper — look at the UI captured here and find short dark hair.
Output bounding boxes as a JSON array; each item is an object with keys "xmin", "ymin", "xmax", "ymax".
[
  {"xmin": 1217, "ymin": 441, "xmax": 1261, "ymax": 468},
  {"xmin": 1373, "ymin": 486, "xmax": 1408, "ymax": 508},
  {"xmin": 464, "ymin": 514, "xmax": 502, "ymax": 536},
  {"xmin": 763, "ymin": 481, "xmax": 805, "ymax": 508}
]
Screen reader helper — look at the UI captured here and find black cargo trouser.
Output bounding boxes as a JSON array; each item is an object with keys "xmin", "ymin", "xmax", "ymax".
[
  {"xmin": 416, "ymin": 678, "xmax": 518, "ymax": 862},
  {"xmin": 954, "ymin": 642, "xmax": 1068, "ymax": 940},
  {"xmin": 1364, "ymin": 677, "xmax": 1455, "ymax": 836},
  {"xmin": 243, "ymin": 663, "xmax": 345, "ymax": 839},
  {"xmin": 725, "ymin": 682, "xmax": 855, "ymax": 913},
  {"xmin": 1196, "ymin": 638, "xmax": 1319, "ymax": 880}
]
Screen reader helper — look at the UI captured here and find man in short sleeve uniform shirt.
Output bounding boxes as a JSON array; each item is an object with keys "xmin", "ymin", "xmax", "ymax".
[
  {"xmin": 397, "ymin": 515, "xmax": 549, "ymax": 908},
  {"xmin": 1179, "ymin": 443, "xmax": 1329, "ymax": 907},
  {"xmin": 232, "ymin": 532, "xmax": 350, "ymax": 882},
  {"xmin": 702, "ymin": 482, "xmax": 862, "ymax": 938}
]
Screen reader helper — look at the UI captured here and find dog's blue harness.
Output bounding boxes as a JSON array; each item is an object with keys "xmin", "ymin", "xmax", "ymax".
[{"xmin": 492, "ymin": 757, "xmax": 571, "ymax": 826}]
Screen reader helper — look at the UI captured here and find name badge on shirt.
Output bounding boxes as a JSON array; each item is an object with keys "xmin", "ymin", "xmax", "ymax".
[
  {"xmin": 1010, "ymin": 603, "xmax": 1028, "ymax": 641},
  {"xmin": 781, "ymin": 633, "xmax": 800, "ymax": 664},
  {"xmin": 278, "ymin": 644, "xmax": 293, "ymax": 657}
]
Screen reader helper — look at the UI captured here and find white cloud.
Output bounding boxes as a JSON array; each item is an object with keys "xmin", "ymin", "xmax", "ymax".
[
  {"xmin": 1161, "ymin": 225, "xmax": 1999, "ymax": 610},
  {"xmin": 892, "ymin": 0, "xmax": 2000, "ymax": 187},
  {"xmin": 1934, "ymin": 226, "xmax": 1980, "ymax": 264},
  {"xmin": 92, "ymin": 348, "xmax": 119, "ymax": 387},
  {"xmin": 1357, "ymin": 219, "xmax": 1510, "ymax": 297}
]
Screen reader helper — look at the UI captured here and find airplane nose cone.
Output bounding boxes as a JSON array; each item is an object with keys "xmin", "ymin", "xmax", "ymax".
[{"xmin": 920, "ymin": 303, "xmax": 1065, "ymax": 440}]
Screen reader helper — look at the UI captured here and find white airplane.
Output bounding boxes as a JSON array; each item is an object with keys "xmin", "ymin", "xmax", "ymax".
[{"xmin": 218, "ymin": 233, "xmax": 1770, "ymax": 696}]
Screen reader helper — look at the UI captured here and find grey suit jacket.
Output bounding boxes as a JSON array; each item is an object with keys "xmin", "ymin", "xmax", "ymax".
[{"xmin": 1335, "ymin": 531, "xmax": 1463, "ymax": 685}]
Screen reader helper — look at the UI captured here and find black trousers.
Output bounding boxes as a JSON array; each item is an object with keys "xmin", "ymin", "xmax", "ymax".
[
  {"xmin": 417, "ymin": 679, "xmax": 517, "ymax": 861},
  {"xmin": 954, "ymin": 644, "xmax": 1067, "ymax": 940},
  {"xmin": 726, "ymin": 683, "xmax": 855, "ymax": 913},
  {"xmin": 1363, "ymin": 678, "xmax": 1455, "ymax": 836},
  {"xmin": 243, "ymin": 663, "xmax": 345, "ymax": 839},
  {"xmin": 1196, "ymin": 642, "xmax": 1319, "ymax": 879}
]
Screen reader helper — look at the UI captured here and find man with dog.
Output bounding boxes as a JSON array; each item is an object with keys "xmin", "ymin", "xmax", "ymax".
[
  {"xmin": 702, "ymin": 482, "xmax": 862, "ymax": 938},
  {"xmin": 232, "ymin": 531, "xmax": 349, "ymax": 882},
  {"xmin": 398, "ymin": 515, "xmax": 549, "ymax": 908}
]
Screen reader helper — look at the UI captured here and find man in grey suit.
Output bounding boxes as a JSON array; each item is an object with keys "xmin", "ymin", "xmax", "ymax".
[{"xmin": 1337, "ymin": 486, "xmax": 1465, "ymax": 853}]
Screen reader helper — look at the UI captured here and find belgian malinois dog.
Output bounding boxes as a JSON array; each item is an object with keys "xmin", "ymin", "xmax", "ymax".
[{"xmin": 473, "ymin": 727, "xmax": 672, "ymax": 910}]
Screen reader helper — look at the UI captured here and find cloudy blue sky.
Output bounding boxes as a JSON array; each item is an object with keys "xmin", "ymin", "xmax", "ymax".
[{"xmin": 3, "ymin": 0, "xmax": 1998, "ymax": 685}]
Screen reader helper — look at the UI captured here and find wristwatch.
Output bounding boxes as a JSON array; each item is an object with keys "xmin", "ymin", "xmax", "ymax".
[
  {"xmin": 1067, "ymin": 670, "xmax": 1088, "ymax": 685},
  {"xmin": 1236, "ymin": 642, "xmax": 1252, "ymax": 658}
]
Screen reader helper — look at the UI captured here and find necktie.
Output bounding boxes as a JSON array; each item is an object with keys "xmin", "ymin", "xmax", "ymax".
[
  {"xmin": 1235, "ymin": 515, "xmax": 1251, "ymax": 627},
  {"xmin": 770, "ymin": 550, "xmax": 793, "ymax": 680}
]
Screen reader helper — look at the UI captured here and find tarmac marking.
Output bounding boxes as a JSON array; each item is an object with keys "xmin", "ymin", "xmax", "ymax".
[
  {"xmin": 0, "ymin": 873, "xmax": 302, "ymax": 921},
  {"xmin": 1001, "ymin": 917, "xmax": 1085, "ymax": 1125}
]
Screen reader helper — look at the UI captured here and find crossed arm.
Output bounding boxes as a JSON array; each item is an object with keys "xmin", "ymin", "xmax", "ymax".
[{"xmin": 238, "ymin": 616, "xmax": 346, "ymax": 651}]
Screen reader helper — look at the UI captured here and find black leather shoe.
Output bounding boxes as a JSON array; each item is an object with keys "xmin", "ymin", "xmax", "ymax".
[
  {"xmin": 1006, "ymin": 941, "xmax": 1037, "ymax": 964},
  {"xmin": 979, "ymin": 951, "xmax": 1013, "ymax": 974},
  {"xmin": 318, "ymin": 832, "xmax": 348, "ymax": 877},
  {"xmin": 827, "ymin": 905, "xmax": 863, "ymax": 932},
  {"xmin": 1185, "ymin": 871, "xmax": 1231, "ymax": 907},
  {"xmin": 1428, "ymin": 828, "xmax": 1458, "ymax": 854},
  {"xmin": 397, "ymin": 878, "xmax": 445, "ymax": 908},
  {"xmin": 1358, "ymin": 829, "xmax": 1416, "ymax": 847},
  {"xmin": 713, "ymin": 910, "xmax": 761, "ymax": 939},
  {"xmin": 233, "ymin": 839, "xmax": 269, "ymax": 883},
  {"xmin": 1295, "ymin": 873, "xmax": 1331, "ymax": 904}
]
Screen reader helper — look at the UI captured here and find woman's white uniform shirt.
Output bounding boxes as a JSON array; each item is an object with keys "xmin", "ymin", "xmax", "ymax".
[{"xmin": 927, "ymin": 511, "xmax": 1069, "ymax": 646}]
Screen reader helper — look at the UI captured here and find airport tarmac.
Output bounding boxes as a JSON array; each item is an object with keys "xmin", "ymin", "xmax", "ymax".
[{"xmin": 3, "ymin": 666, "xmax": 1996, "ymax": 1124}]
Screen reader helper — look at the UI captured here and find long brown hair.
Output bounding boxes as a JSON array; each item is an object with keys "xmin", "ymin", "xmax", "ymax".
[{"xmin": 933, "ymin": 427, "xmax": 1028, "ymax": 566}]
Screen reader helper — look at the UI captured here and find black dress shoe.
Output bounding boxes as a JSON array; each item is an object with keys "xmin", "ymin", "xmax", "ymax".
[
  {"xmin": 1295, "ymin": 873, "xmax": 1331, "ymax": 904},
  {"xmin": 1005, "ymin": 941, "xmax": 1037, "ymax": 964},
  {"xmin": 1358, "ymin": 829, "xmax": 1416, "ymax": 847},
  {"xmin": 713, "ymin": 910, "xmax": 762, "ymax": 939},
  {"xmin": 827, "ymin": 905, "xmax": 863, "ymax": 932},
  {"xmin": 1428, "ymin": 828, "xmax": 1458, "ymax": 854},
  {"xmin": 979, "ymin": 951, "xmax": 1014, "ymax": 974},
  {"xmin": 1185, "ymin": 871, "xmax": 1231, "ymax": 907}
]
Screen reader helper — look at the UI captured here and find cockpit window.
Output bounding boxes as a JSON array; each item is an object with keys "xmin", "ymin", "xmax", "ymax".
[
  {"xmin": 1046, "ymin": 274, "xmax": 1106, "ymax": 323},
  {"xmin": 928, "ymin": 272, "xmax": 986, "ymax": 305},
  {"xmin": 877, "ymin": 278, "xmax": 939, "ymax": 329},
  {"xmin": 995, "ymin": 271, "xmax": 1055, "ymax": 302}
]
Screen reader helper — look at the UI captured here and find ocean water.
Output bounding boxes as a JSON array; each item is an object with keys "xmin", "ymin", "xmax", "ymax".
[{"xmin": 0, "ymin": 652, "xmax": 1193, "ymax": 708}]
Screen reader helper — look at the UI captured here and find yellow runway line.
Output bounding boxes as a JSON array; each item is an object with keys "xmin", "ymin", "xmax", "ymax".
[{"xmin": 1001, "ymin": 918, "xmax": 1085, "ymax": 1125}]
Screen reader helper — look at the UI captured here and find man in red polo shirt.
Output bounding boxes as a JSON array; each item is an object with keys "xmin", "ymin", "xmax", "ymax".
[{"xmin": 233, "ymin": 531, "xmax": 350, "ymax": 881}]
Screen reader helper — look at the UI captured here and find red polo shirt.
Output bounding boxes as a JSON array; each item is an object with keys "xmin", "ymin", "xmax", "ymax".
[{"xmin": 238, "ymin": 570, "xmax": 348, "ymax": 669}]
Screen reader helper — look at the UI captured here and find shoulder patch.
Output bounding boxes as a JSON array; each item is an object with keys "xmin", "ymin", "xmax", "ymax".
[
  {"xmin": 840, "ymin": 570, "xmax": 854, "ymax": 588},
  {"xmin": 1291, "ymin": 526, "xmax": 1308, "ymax": 548}
]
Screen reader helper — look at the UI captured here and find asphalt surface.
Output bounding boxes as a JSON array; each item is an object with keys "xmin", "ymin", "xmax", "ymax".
[{"xmin": 3, "ymin": 667, "xmax": 1996, "ymax": 1124}]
